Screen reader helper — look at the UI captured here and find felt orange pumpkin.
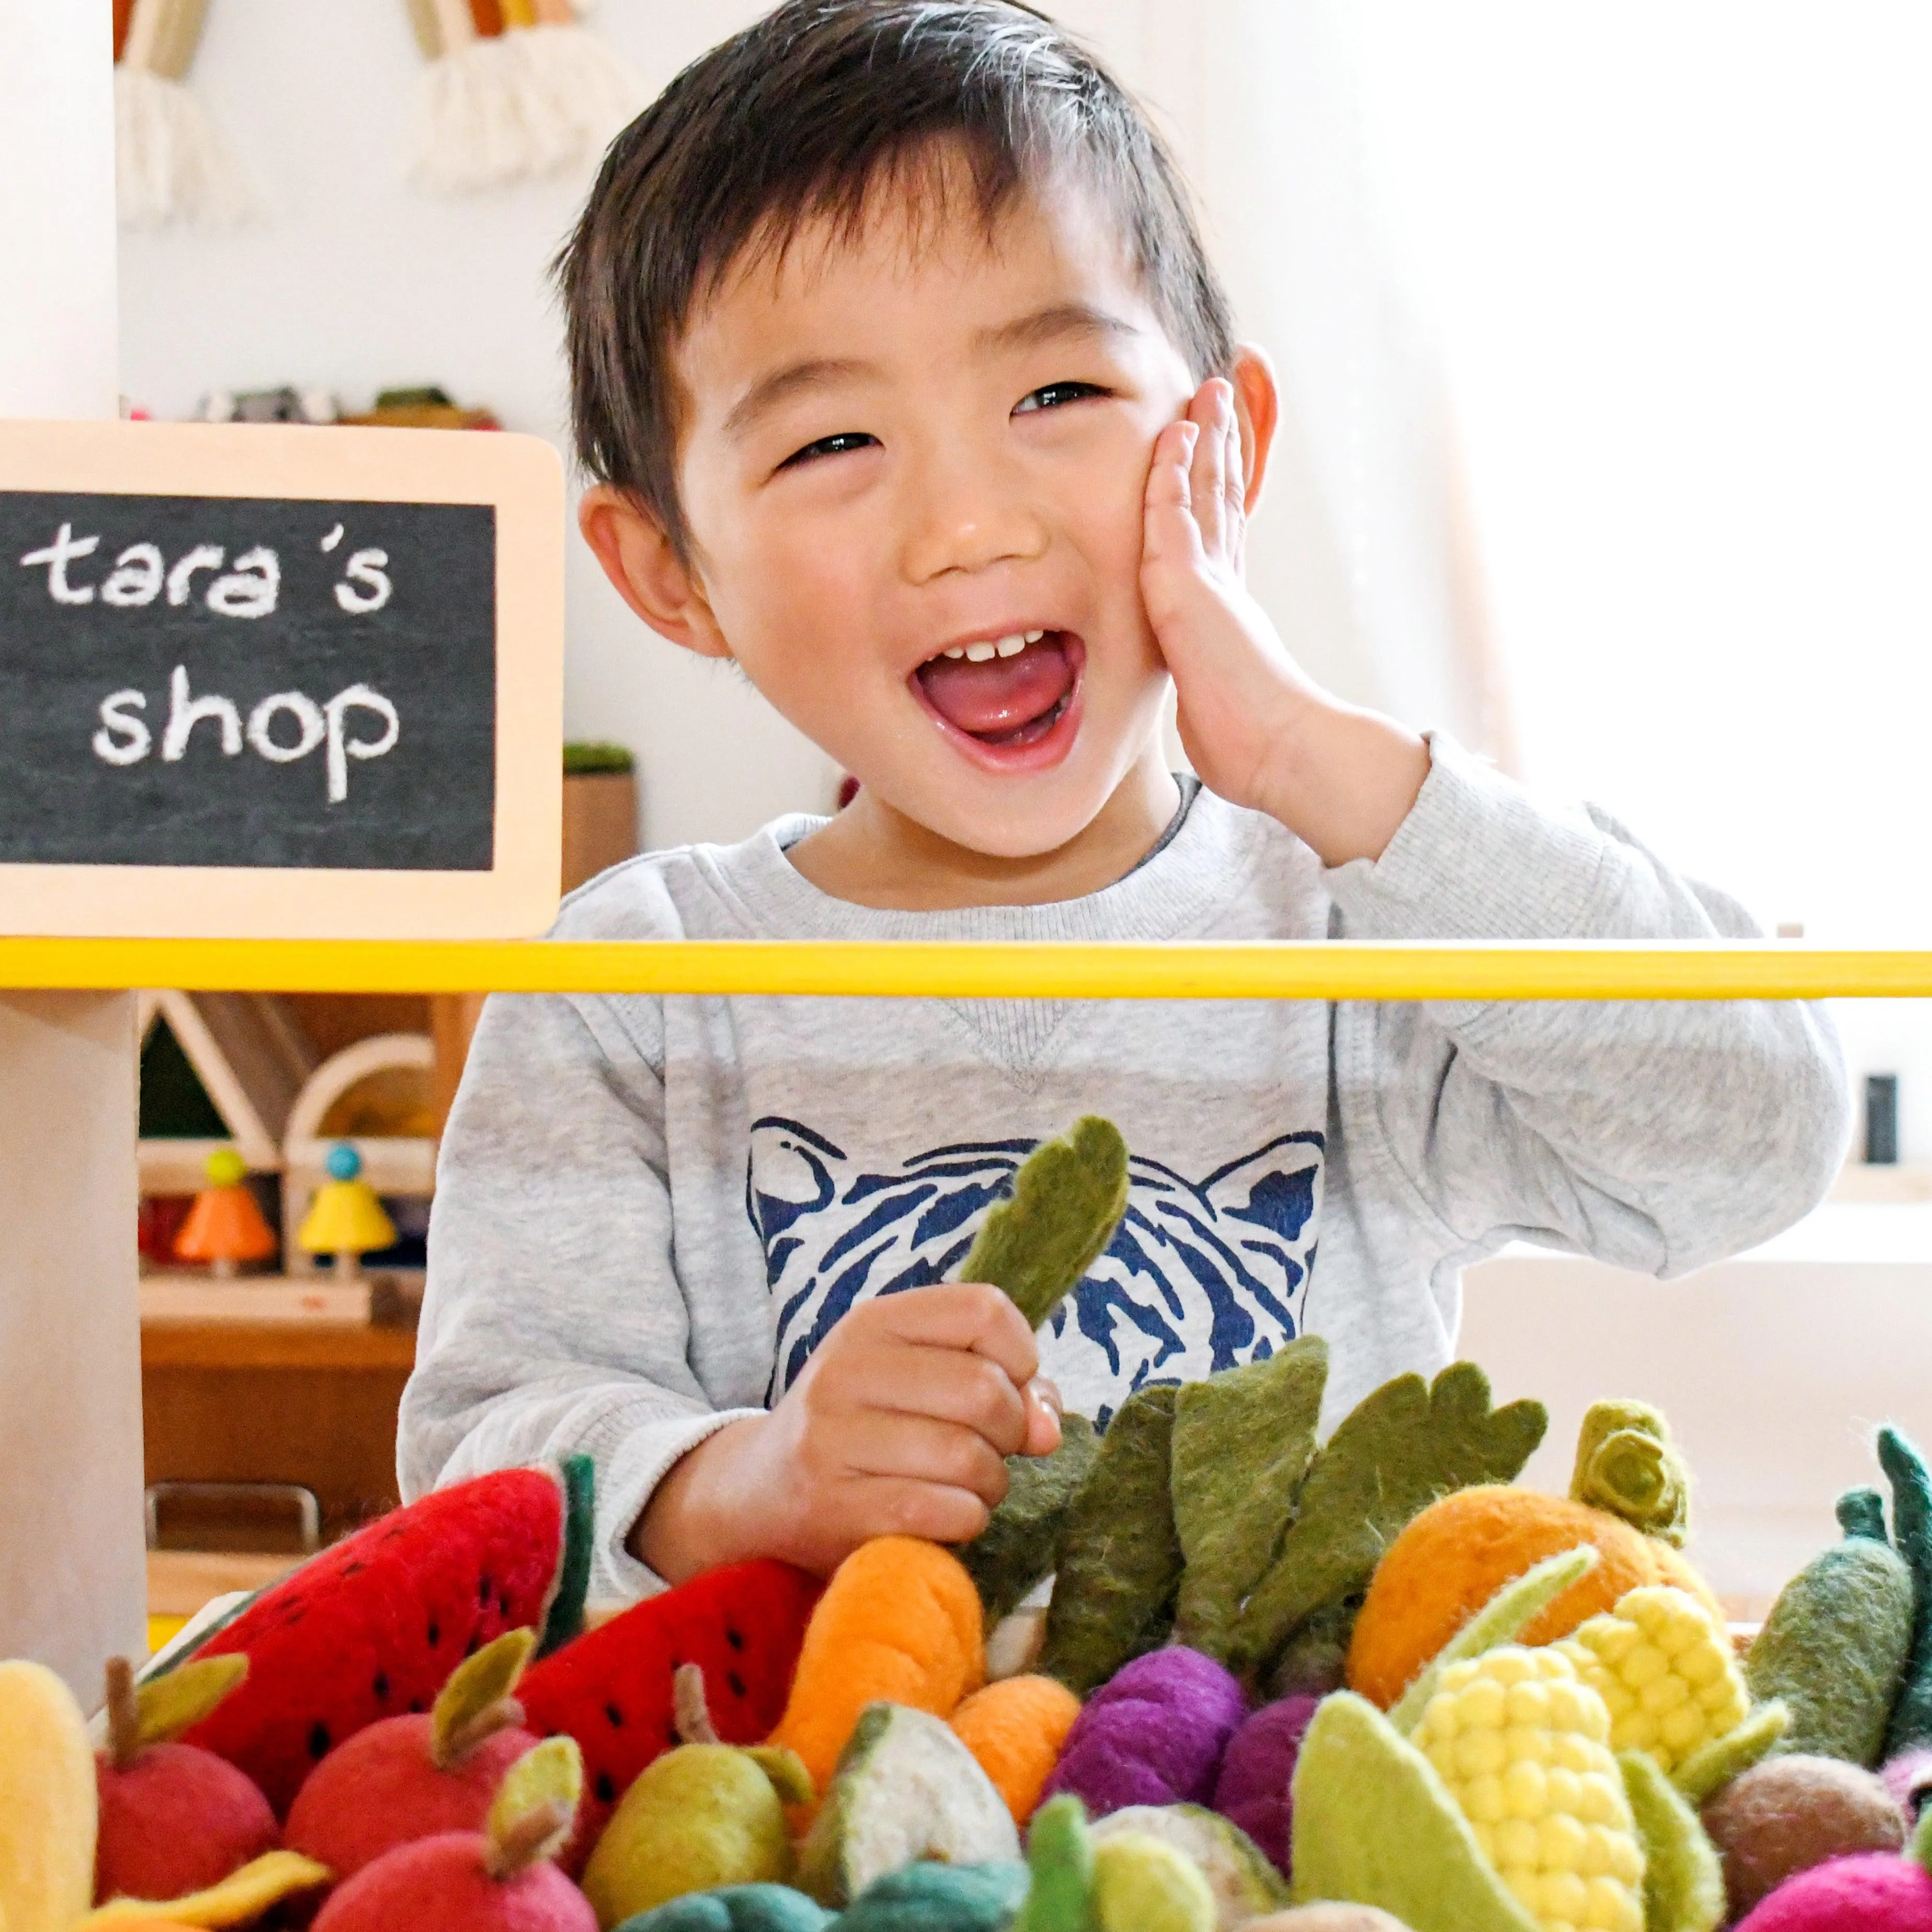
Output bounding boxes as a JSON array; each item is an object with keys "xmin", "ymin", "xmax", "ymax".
[{"xmin": 1345, "ymin": 1484, "xmax": 1722, "ymax": 1709}]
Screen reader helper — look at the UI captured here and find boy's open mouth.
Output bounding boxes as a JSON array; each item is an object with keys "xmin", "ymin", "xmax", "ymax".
[{"xmin": 913, "ymin": 629, "xmax": 1079, "ymax": 748}]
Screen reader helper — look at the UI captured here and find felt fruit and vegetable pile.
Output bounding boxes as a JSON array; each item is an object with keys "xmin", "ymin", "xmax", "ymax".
[{"xmin": 9, "ymin": 1119, "xmax": 1932, "ymax": 1932}]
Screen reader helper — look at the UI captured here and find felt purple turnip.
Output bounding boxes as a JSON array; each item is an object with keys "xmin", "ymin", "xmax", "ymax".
[
  {"xmin": 1042, "ymin": 1647, "xmax": 1246, "ymax": 1818},
  {"xmin": 1210, "ymin": 1694, "xmax": 1319, "ymax": 1875}
]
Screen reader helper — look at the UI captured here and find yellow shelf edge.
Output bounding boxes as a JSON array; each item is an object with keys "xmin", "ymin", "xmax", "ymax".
[{"xmin": 1, "ymin": 936, "xmax": 1928, "ymax": 999}]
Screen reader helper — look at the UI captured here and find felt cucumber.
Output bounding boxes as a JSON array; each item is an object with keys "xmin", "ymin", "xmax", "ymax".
[
  {"xmin": 1170, "ymin": 1338, "xmax": 1329, "ymax": 1662},
  {"xmin": 1747, "ymin": 1486, "xmax": 1915, "ymax": 1766},
  {"xmin": 1880, "ymin": 1427, "xmax": 1932, "ymax": 1758},
  {"xmin": 1039, "ymin": 1384, "xmax": 1184, "ymax": 1695},
  {"xmin": 962, "ymin": 1117, "xmax": 1130, "ymax": 1330},
  {"xmin": 959, "ymin": 1416, "xmax": 1100, "ymax": 1626}
]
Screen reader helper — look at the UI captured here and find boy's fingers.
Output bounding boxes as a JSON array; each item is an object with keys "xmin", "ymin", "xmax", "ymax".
[
  {"xmin": 849, "ymin": 1476, "xmax": 992, "ymax": 1548},
  {"xmin": 872, "ymin": 1342, "xmax": 1031, "ymax": 1455},
  {"xmin": 1021, "ymin": 1377, "xmax": 1063, "ymax": 1457},
  {"xmin": 844, "ymin": 1411, "xmax": 1011, "ymax": 1507},
  {"xmin": 881, "ymin": 1281, "xmax": 1041, "ymax": 1387},
  {"xmin": 1193, "ymin": 382, "xmax": 1230, "ymax": 557}
]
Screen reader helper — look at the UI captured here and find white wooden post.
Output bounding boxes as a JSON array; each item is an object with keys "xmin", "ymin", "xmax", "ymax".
[{"xmin": 0, "ymin": 7, "xmax": 146, "ymax": 1694}]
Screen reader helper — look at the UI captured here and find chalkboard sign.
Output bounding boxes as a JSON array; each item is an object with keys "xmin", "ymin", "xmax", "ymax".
[{"xmin": 0, "ymin": 422, "xmax": 561, "ymax": 939}]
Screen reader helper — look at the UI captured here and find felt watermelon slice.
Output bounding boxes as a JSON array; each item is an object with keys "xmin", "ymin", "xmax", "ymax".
[
  {"xmin": 518, "ymin": 1558, "xmax": 822, "ymax": 1860},
  {"xmin": 179, "ymin": 1467, "xmax": 576, "ymax": 1815}
]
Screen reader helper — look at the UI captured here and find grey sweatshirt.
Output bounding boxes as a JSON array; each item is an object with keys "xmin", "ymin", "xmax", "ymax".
[{"xmin": 400, "ymin": 738, "xmax": 1849, "ymax": 1604}]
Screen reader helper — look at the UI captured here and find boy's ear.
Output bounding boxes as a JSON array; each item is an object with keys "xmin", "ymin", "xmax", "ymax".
[
  {"xmin": 1229, "ymin": 344, "xmax": 1281, "ymax": 515},
  {"xmin": 578, "ymin": 485, "xmax": 732, "ymax": 660}
]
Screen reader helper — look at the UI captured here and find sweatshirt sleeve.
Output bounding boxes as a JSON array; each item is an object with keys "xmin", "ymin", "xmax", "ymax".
[
  {"xmin": 398, "ymin": 979, "xmax": 763, "ymax": 1605},
  {"xmin": 1324, "ymin": 735, "xmax": 1850, "ymax": 1276}
]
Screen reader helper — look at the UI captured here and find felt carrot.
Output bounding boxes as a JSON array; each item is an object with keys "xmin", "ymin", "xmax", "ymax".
[
  {"xmin": 765, "ymin": 1538, "xmax": 986, "ymax": 1795},
  {"xmin": 948, "ymin": 1675, "xmax": 1083, "ymax": 1825},
  {"xmin": 115, "ymin": 0, "xmax": 254, "ymax": 228}
]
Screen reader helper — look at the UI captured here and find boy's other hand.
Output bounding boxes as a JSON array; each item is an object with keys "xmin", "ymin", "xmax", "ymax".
[
  {"xmin": 631, "ymin": 1282, "xmax": 1062, "ymax": 1583},
  {"xmin": 1142, "ymin": 371, "xmax": 1430, "ymax": 866}
]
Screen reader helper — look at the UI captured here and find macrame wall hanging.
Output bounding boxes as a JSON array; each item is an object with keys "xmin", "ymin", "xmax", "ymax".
[
  {"xmin": 113, "ymin": 0, "xmax": 255, "ymax": 227},
  {"xmin": 405, "ymin": 0, "xmax": 643, "ymax": 194}
]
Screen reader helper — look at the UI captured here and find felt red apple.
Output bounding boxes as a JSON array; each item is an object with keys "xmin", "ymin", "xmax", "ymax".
[
  {"xmin": 285, "ymin": 1627, "xmax": 540, "ymax": 1881},
  {"xmin": 312, "ymin": 1735, "xmax": 596, "ymax": 1932},
  {"xmin": 94, "ymin": 1653, "xmax": 280, "ymax": 1906}
]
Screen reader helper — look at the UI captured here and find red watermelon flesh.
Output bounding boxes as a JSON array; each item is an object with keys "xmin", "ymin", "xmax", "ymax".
[
  {"xmin": 517, "ymin": 1558, "xmax": 821, "ymax": 1862},
  {"xmin": 180, "ymin": 1469, "xmax": 565, "ymax": 1816}
]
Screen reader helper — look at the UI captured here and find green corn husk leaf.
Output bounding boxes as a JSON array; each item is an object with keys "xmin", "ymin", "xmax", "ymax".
[
  {"xmin": 1224, "ymin": 1363, "xmax": 1548, "ymax": 1688},
  {"xmin": 1621, "ymin": 1750, "xmax": 1724, "ymax": 1932},
  {"xmin": 1672, "ymin": 1700, "xmax": 1789, "ymax": 1805},
  {"xmin": 1170, "ymin": 1337, "xmax": 1330, "ymax": 1662},
  {"xmin": 959, "ymin": 1414, "xmax": 1100, "ymax": 1626},
  {"xmin": 1288, "ymin": 1692, "xmax": 1538, "ymax": 1932},
  {"xmin": 1389, "ymin": 1546, "xmax": 1600, "ymax": 1736},
  {"xmin": 962, "ymin": 1117, "xmax": 1130, "ymax": 1330},
  {"xmin": 1040, "ymin": 1384, "xmax": 1183, "ymax": 1694}
]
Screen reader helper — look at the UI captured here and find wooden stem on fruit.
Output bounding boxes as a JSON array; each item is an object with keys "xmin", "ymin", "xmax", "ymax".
[
  {"xmin": 105, "ymin": 1654, "xmax": 140, "ymax": 1772},
  {"xmin": 673, "ymin": 1661, "xmax": 720, "ymax": 1746},
  {"xmin": 435, "ymin": 1694, "xmax": 528, "ymax": 1770},
  {"xmin": 486, "ymin": 1796, "xmax": 573, "ymax": 1879}
]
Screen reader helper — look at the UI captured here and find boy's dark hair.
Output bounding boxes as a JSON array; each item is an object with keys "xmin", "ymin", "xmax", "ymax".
[{"xmin": 557, "ymin": 0, "xmax": 1236, "ymax": 560}]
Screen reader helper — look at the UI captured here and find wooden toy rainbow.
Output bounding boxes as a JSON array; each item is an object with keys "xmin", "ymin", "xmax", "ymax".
[{"xmin": 1, "ymin": 936, "xmax": 1929, "ymax": 999}]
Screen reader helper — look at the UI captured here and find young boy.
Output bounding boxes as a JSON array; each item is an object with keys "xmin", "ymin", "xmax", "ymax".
[{"xmin": 399, "ymin": 0, "xmax": 1847, "ymax": 1605}]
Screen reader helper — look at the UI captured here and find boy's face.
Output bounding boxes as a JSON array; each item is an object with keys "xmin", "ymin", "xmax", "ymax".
[{"xmin": 600, "ymin": 161, "xmax": 1215, "ymax": 859}]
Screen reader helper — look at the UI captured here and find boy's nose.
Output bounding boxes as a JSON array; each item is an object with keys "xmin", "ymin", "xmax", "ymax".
[{"xmin": 901, "ymin": 467, "xmax": 1050, "ymax": 583}]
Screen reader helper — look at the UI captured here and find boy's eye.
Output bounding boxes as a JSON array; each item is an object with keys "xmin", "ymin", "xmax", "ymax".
[
  {"xmin": 777, "ymin": 431, "xmax": 879, "ymax": 469},
  {"xmin": 1014, "ymin": 381, "xmax": 1108, "ymax": 415}
]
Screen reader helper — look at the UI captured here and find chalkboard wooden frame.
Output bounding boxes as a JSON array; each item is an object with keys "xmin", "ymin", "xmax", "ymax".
[{"xmin": 0, "ymin": 420, "xmax": 562, "ymax": 939}]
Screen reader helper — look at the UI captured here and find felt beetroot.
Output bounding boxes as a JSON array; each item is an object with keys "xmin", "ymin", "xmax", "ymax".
[
  {"xmin": 1732, "ymin": 1807, "xmax": 1932, "ymax": 1930},
  {"xmin": 1211, "ymin": 1695, "xmax": 1318, "ymax": 1877},
  {"xmin": 1042, "ymin": 1647, "xmax": 1247, "ymax": 1819},
  {"xmin": 177, "ymin": 1466, "xmax": 581, "ymax": 1815},
  {"xmin": 518, "ymin": 1558, "xmax": 821, "ymax": 1862}
]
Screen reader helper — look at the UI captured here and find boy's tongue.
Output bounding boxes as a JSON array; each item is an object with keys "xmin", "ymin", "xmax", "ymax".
[{"xmin": 916, "ymin": 636, "xmax": 1074, "ymax": 740}]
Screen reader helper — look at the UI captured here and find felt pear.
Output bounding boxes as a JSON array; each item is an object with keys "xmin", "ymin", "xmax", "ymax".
[
  {"xmin": 0, "ymin": 1658, "xmax": 97, "ymax": 1932},
  {"xmin": 1090, "ymin": 1830, "xmax": 1218, "ymax": 1932},
  {"xmin": 581, "ymin": 1664, "xmax": 815, "ymax": 1928},
  {"xmin": 797, "ymin": 1702, "xmax": 1020, "ymax": 1907},
  {"xmin": 961, "ymin": 1116, "xmax": 1130, "ymax": 1329},
  {"xmin": 95, "ymin": 1655, "xmax": 279, "ymax": 1905}
]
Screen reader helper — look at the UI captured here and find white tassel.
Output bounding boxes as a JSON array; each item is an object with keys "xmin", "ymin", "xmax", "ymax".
[
  {"xmin": 114, "ymin": 61, "xmax": 256, "ymax": 227},
  {"xmin": 411, "ymin": 18, "xmax": 641, "ymax": 194}
]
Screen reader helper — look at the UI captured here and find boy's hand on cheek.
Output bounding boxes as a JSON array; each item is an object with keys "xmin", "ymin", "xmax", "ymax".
[
  {"xmin": 633, "ymin": 1283, "xmax": 1061, "ymax": 1582},
  {"xmin": 1142, "ymin": 377, "xmax": 1430, "ymax": 867}
]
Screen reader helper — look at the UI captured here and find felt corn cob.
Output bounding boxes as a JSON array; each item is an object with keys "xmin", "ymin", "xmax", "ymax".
[
  {"xmin": 406, "ymin": 0, "xmax": 641, "ymax": 194},
  {"xmin": 114, "ymin": 0, "xmax": 255, "ymax": 227},
  {"xmin": 1555, "ymin": 1587, "xmax": 1750, "ymax": 1780},
  {"xmin": 1410, "ymin": 1647, "xmax": 1646, "ymax": 1932}
]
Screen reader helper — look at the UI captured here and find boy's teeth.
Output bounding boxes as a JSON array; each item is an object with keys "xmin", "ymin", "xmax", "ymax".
[
  {"xmin": 964, "ymin": 640, "xmax": 997, "ymax": 662},
  {"xmin": 995, "ymin": 634, "xmax": 1027, "ymax": 658},
  {"xmin": 935, "ymin": 630, "xmax": 1045, "ymax": 665},
  {"xmin": 1024, "ymin": 629, "xmax": 1044, "ymax": 643},
  {"xmin": 942, "ymin": 647, "xmax": 965, "ymax": 659}
]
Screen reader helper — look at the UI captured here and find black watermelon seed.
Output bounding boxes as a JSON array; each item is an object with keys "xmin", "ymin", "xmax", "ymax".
[
  {"xmin": 373, "ymin": 1671, "xmax": 390, "ymax": 1700},
  {"xmin": 725, "ymin": 1626, "xmax": 745, "ymax": 1651},
  {"xmin": 308, "ymin": 1721, "xmax": 330, "ymax": 1758},
  {"xmin": 595, "ymin": 1772, "xmax": 617, "ymax": 1804},
  {"xmin": 464, "ymin": 1632, "xmax": 481, "ymax": 1658},
  {"xmin": 605, "ymin": 1702, "xmax": 624, "ymax": 1728},
  {"xmin": 408, "ymin": 1699, "xmax": 425, "ymax": 1714},
  {"xmin": 498, "ymin": 1594, "xmax": 511, "ymax": 1617},
  {"xmin": 727, "ymin": 1671, "xmax": 746, "ymax": 1699},
  {"xmin": 342, "ymin": 1559, "xmax": 366, "ymax": 1577},
  {"xmin": 428, "ymin": 1621, "xmax": 441, "ymax": 1646},
  {"xmin": 478, "ymin": 1575, "xmax": 492, "ymax": 1603}
]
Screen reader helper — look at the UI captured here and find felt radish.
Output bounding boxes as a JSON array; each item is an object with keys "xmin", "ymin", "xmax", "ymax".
[
  {"xmin": 518, "ymin": 1557, "xmax": 821, "ymax": 1862},
  {"xmin": 176, "ymin": 1464, "xmax": 589, "ymax": 1814},
  {"xmin": 95, "ymin": 1655, "xmax": 278, "ymax": 1905},
  {"xmin": 766, "ymin": 1539, "xmax": 985, "ymax": 1797},
  {"xmin": 1043, "ymin": 1648, "xmax": 1248, "ymax": 1819},
  {"xmin": 1702, "ymin": 1756, "xmax": 1907, "ymax": 1922},
  {"xmin": 285, "ymin": 1628, "xmax": 540, "ymax": 1882},
  {"xmin": 1731, "ymin": 1803, "xmax": 1932, "ymax": 1930},
  {"xmin": 312, "ymin": 1734, "xmax": 595, "ymax": 1932}
]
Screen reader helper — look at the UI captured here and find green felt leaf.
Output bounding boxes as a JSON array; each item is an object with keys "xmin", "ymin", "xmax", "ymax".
[
  {"xmin": 1672, "ymin": 1700, "xmax": 1789, "ymax": 1806},
  {"xmin": 1913, "ymin": 1802, "xmax": 1932, "ymax": 1876},
  {"xmin": 962, "ymin": 1117, "xmax": 1130, "ymax": 1330},
  {"xmin": 1621, "ymin": 1750, "xmax": 1724, "ymax": 1932},
  {"xmin": 1287, "ymin": 1692, "xmax": 1537, "ymax": 1932},
  {"xmin": 538, "ymin": 1452, "xmax": 596, "ymax": 1658},
  {"xmin": 1881, "ymin": 1427, "xmax": 1932, "ymax": 1758},
  {"xmin": 1224, "ymin": 1364, "xmax": 1548, "ymax": 1687},
  {"xmin": 1746, "ymin": 1490, "xmax": 1915, "ymax": 1767},
  {"xmin": 432, "ymin": 1626, "xmax": 535, "ymax": 1765},
  {"xmin": 1388, "ymin": 1546, "xmax": 1598, "ymax": 1736},
  {"xmin": 1170, "ymin": 1338, "xmax": 1329, "ymax": 1661},
  {"xmin": 1570, "ymin": 1399, "xmax": 1691, "ymax": 1547},
  {"xmin": 1040, "ymin": 1385, "xmax": 1183, "ymax": 1695},
  {"xmin": 488, "ymin": 1735, "xmax": 582, "ymax": 1870},
  {"xmin": 134, "ymin": 1652, "xmax": 247, "ymax": 1747},
  {"xmin": 959, "ymin": 1417, "xmax": 1100, "ymax": 1626},
  {"xmin": 1011, "ymin": 1794, "xmax": 1095, "ymax": 1932}
]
